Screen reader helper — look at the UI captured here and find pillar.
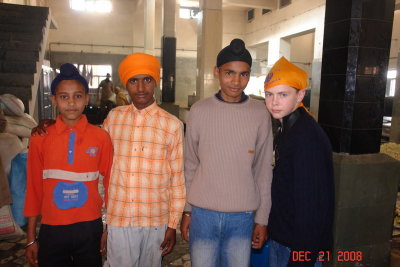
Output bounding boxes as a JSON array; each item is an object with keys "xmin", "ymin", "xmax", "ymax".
[
  {"xmin": 279, "ymin": 38, "xmax": 291, "ymax": 60},
  {"xmin": 267, "ymin": 37, "xmax": 281, "ymax": 68},
  {"xmin": 195, "ymin": 0, "xmax": 222, "ymax": 100},
  {"xmin": 319, "ymin": 1, "xmax": 398, "ymax": 266},
  {"xmin": 161, "ymin": 0, "xmax": 176, "ymax": 103},
  {"xmin": 318, "ymin": 0, "xmax": 395, "ymax": 154},
  {"xmin": 144, "ymin": 0, "xmax": 155, "ymax": 55}
]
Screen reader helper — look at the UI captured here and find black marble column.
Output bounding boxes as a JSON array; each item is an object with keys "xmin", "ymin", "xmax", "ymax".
[
  {"xmin": 161, "ymin": 36, "xmax": 176, "ymax": 103},
  {"xmin": 318, "ymin": 0, "xmax": 395, "ymax": 154}
]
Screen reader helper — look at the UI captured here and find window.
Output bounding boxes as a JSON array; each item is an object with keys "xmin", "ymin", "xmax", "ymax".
[
  {"xmin": 247, "ymin": 9, "xmax": 255, "ymax": 21},
  {"xmin": 280, "ymin": 0, "xmax": 291, "ymax": 8},
  {"xmin": 70, "ymin": 0, "xmax": 112, "ymax": 13},
  {"xmin": 73, "ymin": 64, "xmax": 112, "ymax": 90},
  {"xmin": 262, "ymin": 9, "xmax": 271, "ymax": 15},
  {"xmin": 179, "ymin": 7, "xmax": 200, "ymax": 19},
  {"xmin": 387, "ymin": 70, "xmax": 397, "ymax": 97}
]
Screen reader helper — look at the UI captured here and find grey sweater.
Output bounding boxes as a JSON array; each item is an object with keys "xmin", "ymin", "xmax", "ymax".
[{"xmin": 184, "ymin": 96, "xmax": 273, "ymax": 225}]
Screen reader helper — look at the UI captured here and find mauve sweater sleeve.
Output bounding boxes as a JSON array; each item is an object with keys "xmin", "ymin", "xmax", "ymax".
[
  {"xmin": 183, "ymin": 106, "xmax": 199, "ymax": 212},
  {"xmin": 253, "ymin": 112, "xmax": 274, "ymax": 225}
]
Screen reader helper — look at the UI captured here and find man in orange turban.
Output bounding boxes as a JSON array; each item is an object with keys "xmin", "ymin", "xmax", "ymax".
[
  {"xmin": 264, "ymin": 57, "xmax": 334, "ymax": 267},
  {"xmin": 103, "ymin": 53, "xmax": 185, "ymax": 267}
]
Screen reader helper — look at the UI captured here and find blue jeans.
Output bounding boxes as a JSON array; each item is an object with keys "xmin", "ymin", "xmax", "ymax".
[
  {"xmin": 269, "ymin": 240, "xmax": 322, "ymax": 267},
  {"xmin": 189, "ymin": 206, "xmax": 254, "ymax": 267}
]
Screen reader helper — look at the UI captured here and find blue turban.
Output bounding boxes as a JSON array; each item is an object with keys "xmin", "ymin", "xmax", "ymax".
[{"xmin": 51, "ymin": 63, "xmax": 89, "ymax": 95}]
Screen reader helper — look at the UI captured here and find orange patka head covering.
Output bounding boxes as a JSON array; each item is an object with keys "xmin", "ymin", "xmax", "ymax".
[
  {"xmin": 118, "ymin": 53, "xmax": 161, "ymax": 87},
  {"xmin": 264, "ymin": 56, "xmax": 308, "ymax": 91}
]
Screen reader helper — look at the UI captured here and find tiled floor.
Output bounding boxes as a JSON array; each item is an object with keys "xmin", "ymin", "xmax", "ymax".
[{"xmin": 1, "ymin": 225, "xmax": 400, "ymax": 267}]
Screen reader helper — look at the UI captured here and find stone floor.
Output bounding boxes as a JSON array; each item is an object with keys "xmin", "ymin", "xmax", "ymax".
[
  {"xmin": 0, "ymin": 225, "xmax": 191, "ymax": 267},
  {"xmin": 1, "ymin": 228, "xmax": 400, "ymax": 267}
]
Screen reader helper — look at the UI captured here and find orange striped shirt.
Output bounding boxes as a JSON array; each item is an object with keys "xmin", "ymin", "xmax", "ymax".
[{"xmin": 103, "ymin": 102, "xmax": 185, "ymax": 229}]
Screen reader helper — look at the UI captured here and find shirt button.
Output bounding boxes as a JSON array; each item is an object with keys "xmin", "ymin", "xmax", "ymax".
[{"xmin": 69, "ymin": 150, "xmax": 72, "ymax": 153}]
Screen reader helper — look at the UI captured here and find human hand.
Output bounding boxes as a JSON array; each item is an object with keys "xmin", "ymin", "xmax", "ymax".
[
  {"xmin": 31, "ymin": 119, "xmax": 55, "ymax": 136},
  {"xmin": 180, "ymin": 213, "xmax": 191, "ymax": 242},
  {"xmin": 252, "ymin": 224, "xmax": 267, "ymax": 249},
  {"xmin": 160, "ymin": 227, "xmax": 176, "ymax": 256},
  {"xmin": 25, "ymin": 242, "xmax": 39, "ymax": 267},
  {"xmin": 100, "ymin": 229, "xmax": 107, "ymax": 256}
]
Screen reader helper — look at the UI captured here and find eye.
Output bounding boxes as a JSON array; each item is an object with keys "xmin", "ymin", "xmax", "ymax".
[
  {"xmin": 144, "ymin": 77, "xmax": 152, "ymax": 83},
  {"xmin": 225, "ymin": 71, "xmax": 233, "ymax": 76},
  {"xmin": 241, "ymin": 72, "xmax": 249, "ymax": 77},
  {"xmin": 280, "ymin": 93, "xmax": 288, "ymax": 97},
  {"xmin": 75, "ymin": 94, "xmax": 83, "ymax": 99},
  {"xmin": 128, "ymin": 78, "xmax": 137, "ymax": 84},
  {"xmin": 59, "ymin": 95, "xmax": 68, "ymax": 100}
]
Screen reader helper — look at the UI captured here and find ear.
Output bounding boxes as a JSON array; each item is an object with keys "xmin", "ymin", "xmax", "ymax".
[
  {"xmin": 50, "ymin": 95, "xmax": 57, "ymax": 107},
  {"xmin": 296, "ymin": 89, "xmax": 306, "ymax": 103},
  {"xmin": 213, "ymin": 66, "xmax": 220, "ymax": 78}
]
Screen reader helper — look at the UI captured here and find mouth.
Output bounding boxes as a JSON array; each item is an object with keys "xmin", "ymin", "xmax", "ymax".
[
  {"xmin": 271, "ymin": 109, "xmax": 281, "ymax": 113},
  {"xmin": 135, "ymin": 94, "xmax": 148, "ymax": 98}
]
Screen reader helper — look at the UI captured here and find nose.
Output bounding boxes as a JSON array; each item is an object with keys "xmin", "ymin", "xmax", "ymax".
[
  {"xmin": 67, "ymin": 97, "xmax": 75, "ymax": 105},
  {"xmin": 232, "ymin": 74, "xmax": 240, "ymax": 85},
  {"xmin": 137, "ymin": 80, "xmax": 145, "ymax": 92},
  {"xmin": 272, "ymin": 95, "xmax": 279, "ymax": 106}
]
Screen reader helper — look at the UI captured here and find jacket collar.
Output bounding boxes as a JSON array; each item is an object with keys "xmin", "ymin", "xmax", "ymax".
[{"xmin": 280, "ymin": 107, "xmax": 303, "ymax": 134}]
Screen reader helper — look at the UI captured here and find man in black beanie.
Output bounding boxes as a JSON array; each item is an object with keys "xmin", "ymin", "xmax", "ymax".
[{"xmin": 181, "ymin": 39, "xmax": 273, "ymax": 267}]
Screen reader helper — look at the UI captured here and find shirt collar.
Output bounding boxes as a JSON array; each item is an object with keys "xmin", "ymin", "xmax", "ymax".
[
  {"xmin": 215, "ymin": 90, "xmax": 248, "ymax": 103},
  {"xmin": 130, "ymin": 101, "xmax": 158, "ymax": 119},
  {"xmin": 55, "ymin": 114, "xmax": 88, "ymax": 134}
]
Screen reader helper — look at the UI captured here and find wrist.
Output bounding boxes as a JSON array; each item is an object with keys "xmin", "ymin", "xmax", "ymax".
[
  {"xmin": 25, "ymin": 239, "xmax": 37, "ymax": 248},
  {"xmin": 182, "ymin": 212, "xmax": 191, "ymax": 217}
]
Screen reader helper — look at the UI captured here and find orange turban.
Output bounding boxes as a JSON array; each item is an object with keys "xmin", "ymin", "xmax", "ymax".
[
  {"xmin": 264, "ymin": 57, "xmax": 308, "ymax": 91},
  {"xmin": 118, "ymin": 53, "xmax": 161, "ymax": 87}
]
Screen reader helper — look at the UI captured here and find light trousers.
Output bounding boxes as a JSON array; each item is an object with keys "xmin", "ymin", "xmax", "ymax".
[{"xmin": 104, "ymin": 225, "xmax": 167, "ymax": 267}]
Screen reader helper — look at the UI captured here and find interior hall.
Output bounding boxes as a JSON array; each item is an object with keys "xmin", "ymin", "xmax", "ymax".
[{"xmin": 0, "ymin": 0, "xmax": 400, "ymax": 266}]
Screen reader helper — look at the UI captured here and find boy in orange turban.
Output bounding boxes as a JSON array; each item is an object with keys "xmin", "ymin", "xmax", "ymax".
[
  {"xmin": 264, "ymin": 57, "xmax": 334, "ymax": 267},
  {"xmin": 102, "ymin": 53, "xmax": 185, "ymax": 267}
]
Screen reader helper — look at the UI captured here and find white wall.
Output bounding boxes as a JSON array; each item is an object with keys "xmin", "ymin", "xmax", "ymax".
[
  {"xmin": 222, "ymin": 9, "xmax": 246, "ymax": 46},
  {"xmin": 290, "ymin": 32, "xmax": 315, "ymax": 76},
  {"xmin": 48, "ymin": 0, "xmax": 135, "ymax": 54},
  {"xmin": 243, "ymin": 0, "xmax": 325, "ymax": 65}
]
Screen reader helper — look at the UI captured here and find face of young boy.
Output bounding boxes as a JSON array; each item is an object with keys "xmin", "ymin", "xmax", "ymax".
[
  {"xmin": 214, "ymin": 61, "xmax": 251, "ymax": 102},
  {"xmin": 51, "ymin": 80, "xmax": 89, "ymax": 127},
  {"xmin": 264, "ymin": 84, "xmax": 305, "ymax": 123},
  {"xmin": 126, "ymin": 74, "xmax": 155, "ymax": 110}
]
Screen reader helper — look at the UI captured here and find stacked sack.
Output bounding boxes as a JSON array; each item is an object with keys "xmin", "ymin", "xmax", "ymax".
[{"xmin": 0, "ymin": 94, "xmax": 37, "ymax": 240}]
